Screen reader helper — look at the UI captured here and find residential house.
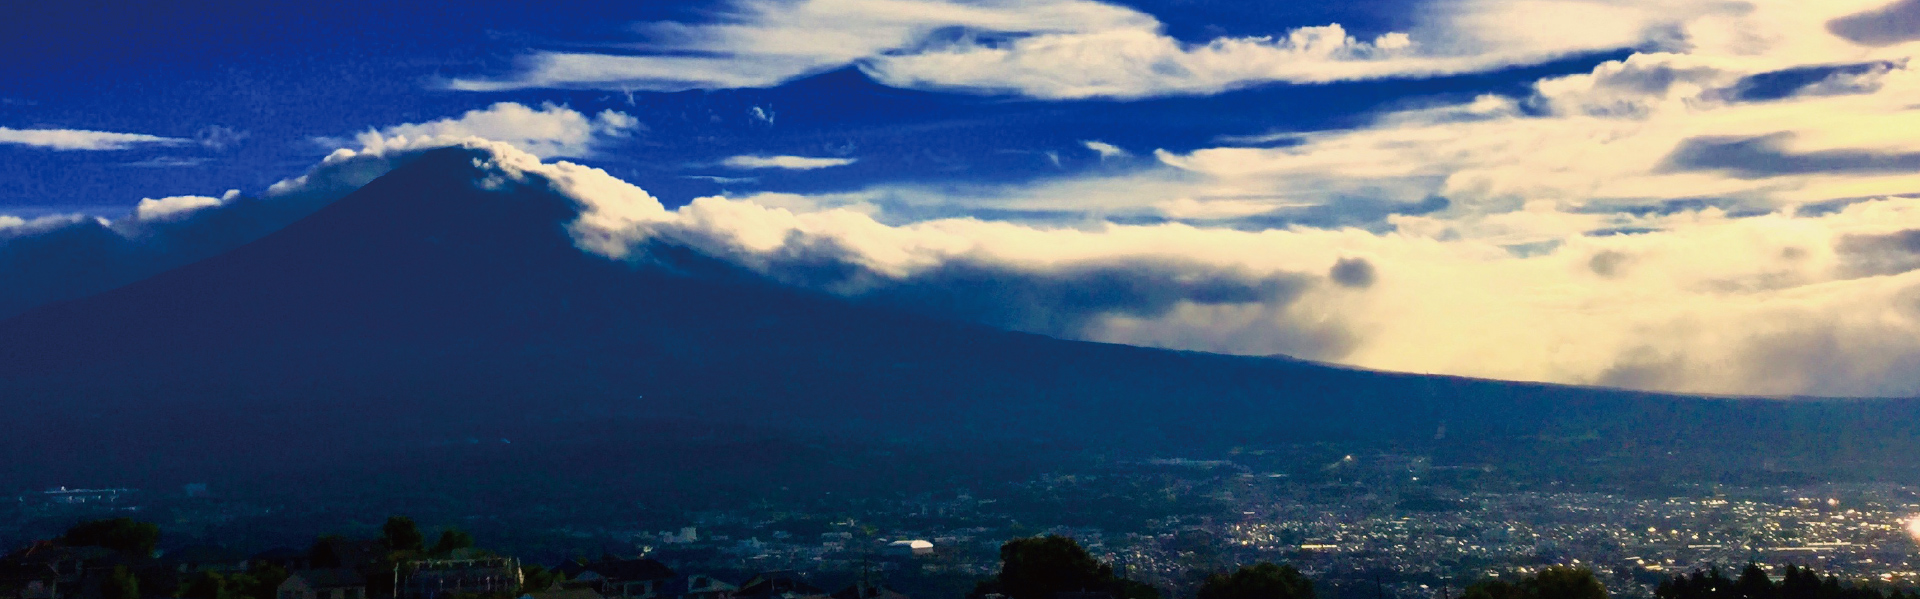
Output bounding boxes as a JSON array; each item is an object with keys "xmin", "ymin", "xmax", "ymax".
[
  {"xmin": 574, "ymin": 559, "xmax": 675, "ymax": 599},
  {"xmin": 665, "ymin": 574, "xmax": 736, "ymax": 599},
  {"xmin": 251, "ymin": 548, "xmax": 314, "ymax": 572},
  {"xmin": 732, "ymin": 571, "xmax": 828, "ymax": 599},
  {"xmin": 882, "ymin": 542, "xmax": 931, "ymax": 558},
  {"xmin": 399, "ymin": 558, "xmax": 522, "ymax": 599},
  {"xmin": 0, "ymin": 562, "xmax": 60, "ymax": 599},
  {"xmin": 523, "ymin": 588, "xmax": 606, "ymax": 599},
  {"xmin": 166, "ymin": 545, "xmax": 249, "ymax": 575},
  {"xmin": 1, "ymin": 542, "xmax": 117, "ymax": 599},
  {"xmin": 278, "ymin": 569, "xmax": 368, "ymax": 599},
  {"xmin": 830, "ymin": 581, "xmax": 907, "ymax": 599}
]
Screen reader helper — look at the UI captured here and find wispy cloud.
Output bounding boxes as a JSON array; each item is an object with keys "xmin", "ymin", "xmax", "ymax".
[
  {"xmin": 122, "ymin": 156, "xmax": 210, "ymax": 168},
  {"xmin": 445, "ymin": 0, "xmax": 1718, "ymax": 99},
  {"xmin": 0, "ymin": 127, "xmax": 188, "ymax": 150},
  {"xmin": 1082, "ymin": 140, "xmax": 1129, "ymax": 160},
  {"xmin": 721, "ymin": 155, "xmax": 858, "ymax": 170},
  {"xmin": 683, "ymin": 174, "xmax": 761, "ymax": 184},
  {"xmin": 194, "ymin": 125, "xmax": 250, "ymax": 150}
]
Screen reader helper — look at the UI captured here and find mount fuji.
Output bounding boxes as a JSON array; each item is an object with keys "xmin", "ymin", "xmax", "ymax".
[{"xmin": 2, "ymin": 146, "xmax": 1914, "ymax": 504}]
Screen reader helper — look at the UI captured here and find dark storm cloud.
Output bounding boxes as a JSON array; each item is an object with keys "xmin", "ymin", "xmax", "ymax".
[
  {"xmin": 1596, "ymin": 346, "xmax": 1688, "ymax": 392},
  {"xmin": 637, "ymin": 226, "xmax": 1334, "ymax": 349},
  {"xmin": 1594, "ymin": 283, "xmax": 1920, "ymax": 397},
  {"xmin": 1576, "ymin": 198, "xmax": 1751, "ymax": 219},
  {"xmin": 1588, "ymin": 250, "xmax": 1629, "ymax": 278},
  {"xmin": 1722, "ymin": 62, "xmax": 1894, "ymax": 102},
  {"xmin": 1828, "ymin": 0, "xmax": 1920, "ymax": 47},
  {"xmin": 1836, "ymin": 229, "xmax": 1920, "ymax": 278},
  {"xmin": 1329, "ymin": 257, "xmax": 1376, "ymax": 288},
  {"xmin": 857, "ymin": 259, "xmax": 1313, "ymax": 338},
  {"xmin": 1228, "ymin": 195, "xmax": 1450, "ymax": 231},
  {"xmin": 1661, "ymin": 133, "xmax": 1920, "ymax": 179},
  {"xmin": 770, "ymin": 237, "xmax": 1314, "ymax": 338}
]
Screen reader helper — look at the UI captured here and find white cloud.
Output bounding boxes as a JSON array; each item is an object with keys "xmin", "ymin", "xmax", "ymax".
[
  {"xmin": 134, "ymin": 195, "xmax": 225, "ymax": 221},
  {"xmin": 0, "ymin": 127, "xmax": 188, "ymax": 150},
  {"xmin": 864, "ymin": 23, "xmax": 1471, "ymax": 98},
  {"xmin": 349, "ymin": 102, "xmax": 642, "ymax": 159},
  {"xmin": 1082, "ymin": 140, "xmax": 1129, "ymax": 160},
  {"xmin": 446, "ymin": 0, "xmax": 1707, "ymax": 99},
  {"xmin": 721, "ymin": 155, "xmax": 858, "ymax": 170},
  {"xmin": 133, "ymin": 190, "xmax": 240, "ymax": 221}
]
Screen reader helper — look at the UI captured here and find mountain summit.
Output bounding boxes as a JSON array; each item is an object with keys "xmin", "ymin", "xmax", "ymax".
[{"xmin": 2, "ymin": 146, "xmax": 1914, "ymax": 497}]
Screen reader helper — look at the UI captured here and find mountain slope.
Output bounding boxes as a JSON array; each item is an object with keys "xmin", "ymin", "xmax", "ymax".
[{"xmin": 2, "ymin": 146, "xmax": 1915, "ymax": 495}]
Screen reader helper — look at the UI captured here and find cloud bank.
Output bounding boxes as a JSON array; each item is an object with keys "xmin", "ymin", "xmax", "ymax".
[
  {"xmin": 543, "ymin": 159, "xmax": 1920, "ymax": 398},
  {"xmin": 446, "ymin": 0, "xmax": 1695, "ymax": 99}
]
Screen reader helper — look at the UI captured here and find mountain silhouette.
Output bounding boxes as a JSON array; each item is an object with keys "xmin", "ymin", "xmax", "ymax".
[{"xmin": 2, "ymin": 146, "xmax": 1915, "ymax": 503}]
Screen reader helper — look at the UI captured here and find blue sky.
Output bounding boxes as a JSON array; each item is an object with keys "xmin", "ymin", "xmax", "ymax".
[
  {"xmin": 7, "ymin": 0, "xmax": 1920, "ymax": 397},
  {"xmin": 0, "ymin": 0, "xmax": 1611, "ymax": 212}
]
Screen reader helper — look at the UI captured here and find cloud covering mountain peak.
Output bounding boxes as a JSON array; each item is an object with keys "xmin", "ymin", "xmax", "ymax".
[{"xmin": 313, "ymin": 137, "xmax": 1920, "ymax": 398}]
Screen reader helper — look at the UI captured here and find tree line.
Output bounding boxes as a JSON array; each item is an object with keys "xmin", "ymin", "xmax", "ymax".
[
  {"xmin": 26, "ymin": 519, "xmax": 1920, "ymax": 599},
  {"xmin": 971, "ymin": 535, "xmax": 1919, "ymax": 599},
  {"xmin": 9, "ymin": 516, "xmax": 510, "ymax": 599},
  {"xmin": 1655, "ymin": 564, "xmax": 1920, "ymax": 599}
]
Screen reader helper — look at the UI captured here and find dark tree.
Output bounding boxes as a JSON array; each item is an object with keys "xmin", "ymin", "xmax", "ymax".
[
  {"xmin": 973, "ymin": 535, "xmax": 1158, "ymax": 599},
  {"xmin": 1734, "ymin": 564, "xmax": 1776, "ymax": 599},
  {"xmin": 522, "ymin": 565, "xmax": 564, "ymax": 592},
  {"xmin": 64, "ymin": 518, "xmax": 161, "ymax": 555},
  {"xmin": 998, "ymin": 535, "xmax": 1112, "ymax": 599},
  {"xmin": 383, "ymin": 516, "xmax": 425, "ymax": 553},
  {"xmin": 242, "ymin": 563, "xmax": 291, "ymax": 599},
  {"xmin": 1197, "ymin": 563, "xmax": 1314, "ymax": 599},
  {"xmin": 1529, "ymin": 566, "xmax": 1607, "ymax": 599},
  {"xmin": 433, "ymin": 529, "xmax": 476, "ymax": 555},
  {"xmin": 182, "ymin": 572, "xmax": 235, "ymax": 599},
  {"xmin": 1466, "ymin": 567, "xmax": 1604, "ymax": 599},
  {"xmin": 310, "ymin": 535, "xmax": 346, "ymax": 568},
  {"xmin": 102, "ymin": 565, "xmax": 140, "ymax": 599},
  {"xmin": 1463, "ymin": 580, "xmax": 1524, "ymax": 599},
  {"xmin": 1652, "ymin": 564, "xmax": 1920, "ymax": 599}
]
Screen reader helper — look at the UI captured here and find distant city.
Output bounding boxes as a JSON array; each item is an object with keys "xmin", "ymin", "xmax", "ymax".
[{"xmin": 9, "ymin": 448, "xmax": 1919, "ymax": 599}]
